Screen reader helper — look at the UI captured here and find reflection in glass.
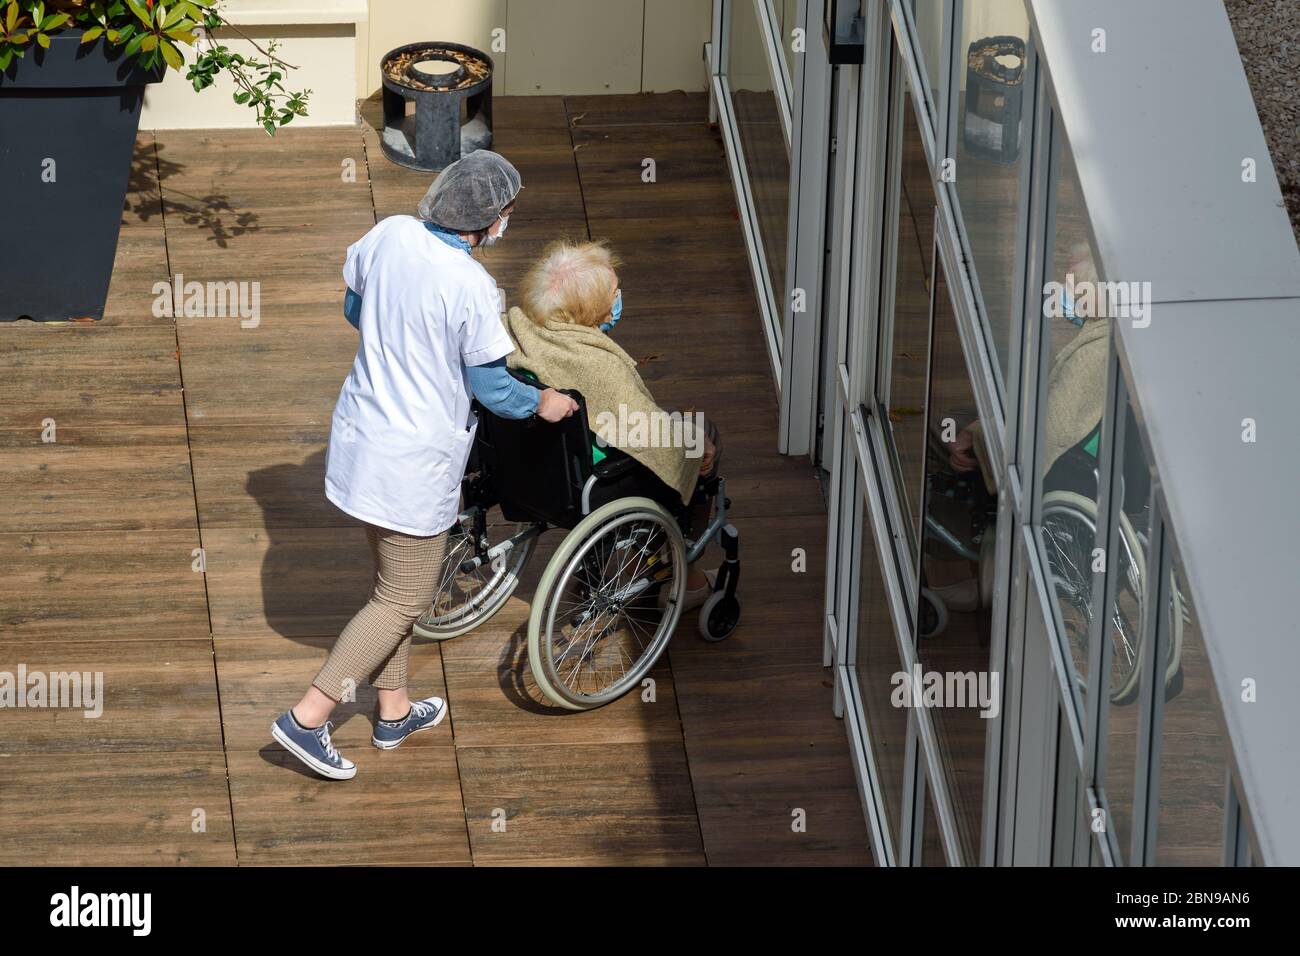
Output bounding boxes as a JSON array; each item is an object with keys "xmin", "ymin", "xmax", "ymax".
[
  {"xmin": 954, "ymin": 0, "xmax": 1029, "ymax": 390},
  {"xmin": 779, "ymin": 0, "xmax": 800, "ymax": 82},
  {"xmin": 1154, "ymin": 559, "xmax": 1225, "ymax": 865},
  {"xmin": 914, "ymin": 259, "xmax": 994, "ymax": 863},
  {"xmin": 911, "ymin": 0, "xmax": 945, "ymax": 126},
  {"xmin": 854, "ymin": 489, "xmax": 910, "ymax": 854},
  {"xmin": 729, "ymin": 0, "xmax": 790, "ymax": 321},
  {"xmin": 919, "ymin": 775, "xmax": 948, "ymax": 865},
  {"xmin": 1036, "ymin": 133, "xmax": 1112, "ymax": 717},
  {"xmin": 1099, "ymin": 399, "xmax": 1163, "ymax": 861},
  {"xmin": 878, "ymin": 72, "xmax": 935, "ymax": 552}
]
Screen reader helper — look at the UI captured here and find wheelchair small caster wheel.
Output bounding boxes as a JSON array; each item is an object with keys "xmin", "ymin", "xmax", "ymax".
[
  {"xmin": 698, "ymin": 592, "xmax": 740, "ymax": 642},
  {"xmin": 919, "ymin": 587, "xmax": 947, "ymax": 639}
]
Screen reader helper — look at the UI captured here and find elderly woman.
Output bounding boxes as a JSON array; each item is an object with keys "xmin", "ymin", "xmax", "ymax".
[{"xmin": 504, "ymin": 239, "xmax": 721, "ymax": 607}]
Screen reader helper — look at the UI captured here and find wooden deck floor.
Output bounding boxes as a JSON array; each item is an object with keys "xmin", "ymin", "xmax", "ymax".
[{"xmin": 0, "ymin": 93, "xmax": 869, "ymax": 866}]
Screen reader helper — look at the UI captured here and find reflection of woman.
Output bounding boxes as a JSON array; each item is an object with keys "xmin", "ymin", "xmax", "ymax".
[
  {"xmin": 945, "ymin": 242, "xmax": 1109, "ymax": 484},
  {"xmin": 1041, "ymin": 243, "xmax": 1109, "ymax": 483},
  {"xmin": 931, "ymin": 242, "xmax": 1109, "ymax": 614}
]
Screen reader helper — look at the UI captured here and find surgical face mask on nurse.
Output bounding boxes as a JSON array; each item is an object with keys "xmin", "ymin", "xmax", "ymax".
[{"xmin": 479, "ymin": 211, "xmax": 510, "ymax": 248}]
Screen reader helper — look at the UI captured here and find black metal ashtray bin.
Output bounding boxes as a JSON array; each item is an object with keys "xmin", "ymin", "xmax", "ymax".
[
  {"xmin": 962, "ymin": 36, "xmax": 1026, "ymax": 165},
  {"xmin": 380, "ymin": 41, "xmax": 494, "ymax": 171}
]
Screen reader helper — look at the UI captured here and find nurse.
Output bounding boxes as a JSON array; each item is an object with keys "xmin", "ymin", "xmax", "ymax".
[{"xmin": 271, "ymin": 150, "xmax": 578, "ymax": 780}]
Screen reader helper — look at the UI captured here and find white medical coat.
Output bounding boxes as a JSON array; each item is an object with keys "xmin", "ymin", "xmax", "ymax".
[{"xmin": 325, "ymin": 215, "xmax": 513, "ymax": 536}]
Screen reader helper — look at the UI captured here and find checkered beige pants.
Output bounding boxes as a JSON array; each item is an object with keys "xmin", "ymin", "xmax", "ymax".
[{"xmin": 313, "ymin": 523, "xmax": 449, "ymax": 700}]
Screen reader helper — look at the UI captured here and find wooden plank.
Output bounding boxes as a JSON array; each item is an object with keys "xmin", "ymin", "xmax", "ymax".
[
  {"xmin": 457, "ymin": 741, "xmax": 704, "ymax": 864},
  {"xmin": 0, "ymin": 426, "xmax": 196, "ymax": 534},
  {"xmin": 571, "ymin": 124, "xmax": 735, "ymax": 221},
  {"xmin": 202, "ymin": 526, "xmax": 373, "ymax": 640},
  {"xmin": 0, "ymin": 530, "xmax": 209, "ymax": 644},
  {"xmin": 226, "ymin": 746, "xmax": 471, "ymax": 865},
  {"xmin": 0, "ymin": 326, "xmax": 184, "ymax": 431},
  {"xmin": 441, "ymin": 646, "xmax": 683, "ymax": 747},
  {"xmin": 0, "ymin": 639, "xmax": 222, "ymax": 753},
  {"xmin": 188, "ymin": 425, "xmax": 343, "ymax": 529},
  {"xmin": 0, "ymin": 752, "xmax": 236, "ymax": 866},
  {"xmin": 175, "ymin": 313, "xmax": 357, "ymax": 427},
  {"xmin": 566, "ymin": 91, "xmax": 711, "ymax": 127},
  {"xmin": 155, "ymin": 128, "xmax": 375, "ymax": 284}
]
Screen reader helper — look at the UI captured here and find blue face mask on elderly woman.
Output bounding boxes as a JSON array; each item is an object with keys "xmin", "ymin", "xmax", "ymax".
[{"xmin": 600, "ymin": 289, "xmax": 622, "ymax": 333}]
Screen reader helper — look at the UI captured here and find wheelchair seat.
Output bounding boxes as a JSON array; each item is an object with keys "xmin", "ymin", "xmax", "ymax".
[
  {"xmin": 471, "ymin": 371, "xmax": 687, "ymax": 530},
  {"xmin": 472, "ymin": 387, "xmax": 594, "ymax": 530}
]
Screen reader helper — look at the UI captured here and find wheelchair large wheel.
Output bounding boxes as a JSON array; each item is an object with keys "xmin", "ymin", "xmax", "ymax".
[
  {"xmin": 528, "ymin": 497, "xmax": 686, "ymax": 710},
  {"xmin": 1041, "ymin": 491, "xmax": 1145, "ymax": 705},
  {"xmin": 413, "ymin": 507, "xmax": 536, "ymax": 640}
]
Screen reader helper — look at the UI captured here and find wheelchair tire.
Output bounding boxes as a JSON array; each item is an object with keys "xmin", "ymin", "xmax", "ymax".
[
  {"xmin": 413, "ymin": 512, "xmax": 536, "ymax": 641},
  {"xmin": 919, "ymin": 587, "xmax": 948, "ymax": 639},
  {"xmin": 529, "ymin": 497, "xmax": 686, "ymax": 710},
  {"xmin": 698, "ymin": 591, "xmax": 739, "ymax": 642}
]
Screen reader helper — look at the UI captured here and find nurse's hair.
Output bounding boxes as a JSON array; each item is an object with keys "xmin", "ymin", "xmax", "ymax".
[{"xmin": 521, "ymin": 239, "xmax": 621, "ymax": 328}]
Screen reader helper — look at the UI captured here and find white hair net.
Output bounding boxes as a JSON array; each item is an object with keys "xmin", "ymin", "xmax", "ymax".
[{"xmin": 416, "ymin": 150, "xmax": 522, "ymax": 231}]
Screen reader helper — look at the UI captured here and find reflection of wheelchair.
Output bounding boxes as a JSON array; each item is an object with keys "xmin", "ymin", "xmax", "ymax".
[
  {"xmin": 920, "ymin": 422, "xmax": 1185, "ymax": 706},
  {"xmin": 1037, "ymin": 430, "xmax": 1184, "ymax": 706},
  {"xmin": 412, "ymin": 383, "xmax": 741, "ymax": 710}
]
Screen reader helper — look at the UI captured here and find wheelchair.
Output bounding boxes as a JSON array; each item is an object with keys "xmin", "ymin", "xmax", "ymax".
[{"xmin": 412, "ymin": 384, "xmax": 741, "ymax": 710}]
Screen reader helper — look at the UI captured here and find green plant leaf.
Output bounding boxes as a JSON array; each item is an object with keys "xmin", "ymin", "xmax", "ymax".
[
  {"xmin": 80, "ymin": 26, "xmax": 104, "ymax": 43},
  {"xmin": 139, "ymin": 34, "xmax": 156, "ymax": 51},
  {"xmin": 35, "ymin": 31, "xmax": 48, "ymax": 49},
  {"xmin": 4, "ymin": 3, "xmax": 16, "ymax": 35},
  {"xmin": 125, "ymin": 0, "xmax": 150, "ymax": 27},
  {"xmin": 160, "ymin": 38, "xmax": 182, "ymax": 69}
]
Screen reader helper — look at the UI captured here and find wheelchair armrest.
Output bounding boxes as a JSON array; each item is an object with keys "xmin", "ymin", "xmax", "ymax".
[{"xmin": 593, "ymin": 445, "xmax": 639, "ymax": 480}]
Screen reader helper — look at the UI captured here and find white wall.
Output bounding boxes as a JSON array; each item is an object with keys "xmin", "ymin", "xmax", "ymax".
[
  {"xmin": 141, "ymin": 0, "xmax": 714, "ymax": 130},
  {"xmin": 364, "ymin": 0, "xmax": 714, "ymax": 97}
]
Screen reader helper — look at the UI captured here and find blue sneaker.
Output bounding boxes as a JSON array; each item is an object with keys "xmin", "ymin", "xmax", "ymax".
[
  {"xmin": 371, "ymin": 696, "xmax": 447, "ymax": 749},
  {"xmin": 271, "ymin": 711, "xmax": 357, "ymax": 780}
]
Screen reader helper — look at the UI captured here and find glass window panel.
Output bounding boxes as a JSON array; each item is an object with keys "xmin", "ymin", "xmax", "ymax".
[
  {"xmin": 919, "ymin": 774, "xmax": 948, "ymax": 865},
  {"xmin": 780, "ymin": 0, "xmax": 800, "ymax": 82},
  {"xmin": 954, "ymin": 0, "xmax": 1030, "ymax": 391},
  {"xmin": 878, "ymin": 69, "xmax": 936, "ymax": 552},
  {"xmin": 728, "ymin": 0, "xmax": 790, "ymax": 321},
  {"xmin": 914, "ymin": 258, "xmax": 994, "ymax": 863},
  {"xmin": 854, "ymin": 487, "xmax": 910, "ymax": 853},
  {"xmin": 1154, "ymin": 556, "xmax": 1227, "ymax": 865},
  {"xmin": 1036, "ymin": 127, "xmax": 1109, "ymax": 717},
  {"xmin": 1098, "ymin": 400, "xmax": 1155, "ymax": 861},
  {"xmin": 910, "ymin": 0, "xmax": 945, "ymax": 127}
]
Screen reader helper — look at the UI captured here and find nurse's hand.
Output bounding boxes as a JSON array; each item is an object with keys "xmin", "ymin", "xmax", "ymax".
[{"xmin": 537, "ymin": 388, "xmax": 580, "ymax": 422}]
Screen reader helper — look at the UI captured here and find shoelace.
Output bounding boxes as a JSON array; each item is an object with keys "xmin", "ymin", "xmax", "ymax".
[
  {"xmin": 409, "ymin": 699, "xmax": 434, "ymax": 721},
  {"xmin": 314, "ymin": 721, "xmax": 341, "ymax": 763}
]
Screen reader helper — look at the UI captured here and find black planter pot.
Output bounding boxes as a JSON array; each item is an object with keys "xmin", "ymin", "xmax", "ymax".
[{"xmin": 0, "ymin": 30, "xmax": 164, "ymax": 322}]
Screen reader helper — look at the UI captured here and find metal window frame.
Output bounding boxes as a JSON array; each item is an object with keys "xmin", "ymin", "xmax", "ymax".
[
  {"xmin": 778, "ymin": 0, "xmax": 829, "ymax": 457},
  {"xmin": 1024, "ymin": 100, "xmax": 1099, "ymax": 749},
  {"xmin": 710, "ymin": 0, "xmax": 793, "ymax": 388}
]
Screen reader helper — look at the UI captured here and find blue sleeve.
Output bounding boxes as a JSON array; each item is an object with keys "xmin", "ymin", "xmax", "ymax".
[
  {"xmin": 467, "ymin": 358, "xmax": 541, "ymax": 419},
  {"xmin": 343, "ymin": 287, "xmax": 362, "ymax": 329}
]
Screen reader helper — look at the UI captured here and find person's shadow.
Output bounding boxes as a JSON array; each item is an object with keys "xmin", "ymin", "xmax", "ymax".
[{"xmin": 246, "ymin": 447, "xmax": 379, "ymax": 754}]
